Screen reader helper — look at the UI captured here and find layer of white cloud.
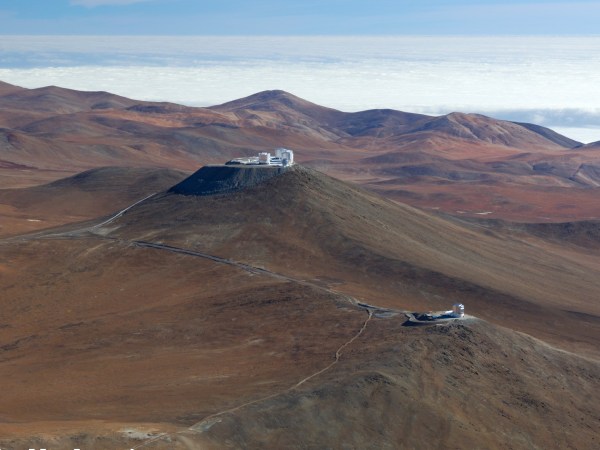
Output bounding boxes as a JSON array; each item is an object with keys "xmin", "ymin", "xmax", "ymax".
[{"xmin": 1, "ymin": 36, "xmax": 599, "ymax": 143}]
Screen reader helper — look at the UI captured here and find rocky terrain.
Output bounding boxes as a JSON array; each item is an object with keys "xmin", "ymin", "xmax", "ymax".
[
  {"xmin": 1, "ymin": 81, "xmax": 599, "ymax": 449},
  {"xmin": 2, "ymin": 80, "xmax": 600, "ymax": 221},
  {"xmin": 0, "ymin": 165, "xmax": 598, "ymax": 449},
  {"xmin": 169, "ymin": 164, "xmax": 287, "ymax": 196}
]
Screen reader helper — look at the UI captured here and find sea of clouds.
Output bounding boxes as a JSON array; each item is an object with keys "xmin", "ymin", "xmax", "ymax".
[{"xmin": 1, "ymin": 35, "xmax": 599, "ymax": 142}]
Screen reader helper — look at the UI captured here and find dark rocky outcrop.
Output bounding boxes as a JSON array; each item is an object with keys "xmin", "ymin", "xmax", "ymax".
[{"xmin": 169, "ymin": 164, "xmax": 291, "ymax": 196}]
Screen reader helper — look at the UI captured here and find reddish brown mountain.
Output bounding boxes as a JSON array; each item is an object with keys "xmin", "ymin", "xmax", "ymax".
[
  {"xmin": 0, "ymin": 80, "xmax": 25, "ymax": 96},
  {"xmin": 0, "ymin": 83, "xmax": 137, "ymax": 114},
  {"xmin": 2, "ymin": 80, "xmax": 599, "ymax": 448},
  {"xmin": 212, "ymin": 90, "xmax": 578, "ymax": 147},
  {"xmin": 2, "ymin": 80, "xmax": 600, "ymax": 221},
  {"xmin": 0, "ymin": 165, "xmax": 598, "ymax": 448},
  {"xmin": 0, "ymin": 166, "xmax": 187, "ymax": 237}
]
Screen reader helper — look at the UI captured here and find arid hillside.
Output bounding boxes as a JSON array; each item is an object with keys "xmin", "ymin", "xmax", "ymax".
[
  {"xmin": 0, "ymin": 166, "xmax": 188, "ymax": 237},
  {"xmin": 2, "ymin": 80, "xmax": 600, "ymax": 221},
  {"xmin": 108, "ymin": 165, "xmax": 600, "ymax": 357},
  {"xmin": 580, "ymin": 140, "xmax": 600, "ymax": 149},
  {"xmin": 0, "ymin": 165, "xmax": 598, "ymax": 449}
]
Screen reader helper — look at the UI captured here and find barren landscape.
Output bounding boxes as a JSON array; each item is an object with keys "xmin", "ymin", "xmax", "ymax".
[
  {"xmin": 0, "ymin": 81, "xmax": 599, "ymax": 449},
  {"xmin": 2, "ymin": 81, "xmax": 600, "ymax": 221}
]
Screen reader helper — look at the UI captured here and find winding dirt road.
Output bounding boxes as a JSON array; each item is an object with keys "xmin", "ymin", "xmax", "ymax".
[{"xmin": 1, "ymin": 194, "xmax": 397, "ymax": 449}]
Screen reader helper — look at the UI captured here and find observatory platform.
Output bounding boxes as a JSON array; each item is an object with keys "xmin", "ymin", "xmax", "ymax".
[{"xmin": 404, "ymin": 304, "xmax": 466, "ymax": 326}]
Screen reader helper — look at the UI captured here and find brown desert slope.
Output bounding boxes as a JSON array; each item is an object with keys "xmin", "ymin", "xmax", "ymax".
[
  {"xmin": 0, "ymin": 166, "xmax": 188, "ymax": 237},
  {"xmin": 0, "ymin": 80, "xmax": 26, "ymax": 96},
  {"xmin": 466, "ymin": 217, "xmax": 600, "ymax": 250},
  {"xmin": 2, "ymin": 80, "xmax": 600, "ymax": 221},
  {"xmin": 194, "ymin": 320, "xmax": 599, "ymax": 450},
  {"xmin": 515, "ymin": 121, "xmax": 583, "ymax": 148},
  {"xmin": 211, "ymin": 90, "xmax": 576, "ymax": 149},
  {"xmin": 0, "ymin": 83, "xmax": 138, "ymax": 114},
  {"xmin": 107, "ymin": 165, "xmax": 600, "ymax": 357},
  {"xmin": 0, "ymin": 164, "xmax": 598, "ymax": 449}
]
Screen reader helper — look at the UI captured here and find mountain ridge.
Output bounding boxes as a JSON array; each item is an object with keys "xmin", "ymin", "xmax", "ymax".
[
  {"xmin": 106, "ymin": 165, "xmax": 600, "ymax": 357},
  {"xmin": 211, "ymin": 89, "xmax": 579, "ymax": 150},
  {"xmin": 2, "ymin": 80, "xmax": 600, "ymax": 221}
]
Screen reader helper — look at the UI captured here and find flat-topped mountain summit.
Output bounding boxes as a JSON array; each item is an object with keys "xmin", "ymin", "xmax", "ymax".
[
  {"xmin": 106, "ymin": 165, "xmax": 600, "ymax": 357},
  {"xmin": 169, "ymin": 164, "xmax": 290, "ymax": 196},
  {"xmin": 170, "ymin": 148, "xmax": 295, "ymax": 196}
]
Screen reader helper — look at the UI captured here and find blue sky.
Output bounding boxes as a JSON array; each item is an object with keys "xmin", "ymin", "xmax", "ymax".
[{"xmin": 1, "ymin": 0, "xmax": 600, "ymax": 35}]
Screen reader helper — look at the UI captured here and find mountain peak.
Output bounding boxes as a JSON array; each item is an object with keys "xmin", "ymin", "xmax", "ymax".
[
  {"xmin": 250, "ymin": 89, "xmax": 297, "ymax": 101},
  {"xmin": 577, "ymin": 140, "xmax": 600, "ymax": 149},
  {"xmin": 416, "ymin": 111, "xmax": 576, "ymax": 149},
  {"xmin": 210, "ymin": 89, "xmax": 340, "ymax": 116}
]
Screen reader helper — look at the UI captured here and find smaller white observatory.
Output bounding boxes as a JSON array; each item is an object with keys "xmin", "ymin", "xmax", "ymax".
[
  {"xmin": 258, "ymin": 152, "xmax": 271, "ymax": 164},
  {"xmin": 275, "ymin": 148, "xmax": 294, "ymax": 166}
]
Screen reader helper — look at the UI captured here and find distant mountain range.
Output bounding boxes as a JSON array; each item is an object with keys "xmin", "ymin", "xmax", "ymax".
[{"xmin": 1, "ymin": 80, "xmax": 599, "ymax": 221}]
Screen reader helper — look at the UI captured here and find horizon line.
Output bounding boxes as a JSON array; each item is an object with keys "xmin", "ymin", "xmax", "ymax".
[{"xmin": 2, "ymin": 33, "xmax": 600, "ymax": 37}]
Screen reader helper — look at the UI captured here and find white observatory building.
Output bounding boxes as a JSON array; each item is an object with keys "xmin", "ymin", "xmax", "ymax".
[{"xmin": 227, "ymin": 148, "xmax": 294, "ymax": 167}]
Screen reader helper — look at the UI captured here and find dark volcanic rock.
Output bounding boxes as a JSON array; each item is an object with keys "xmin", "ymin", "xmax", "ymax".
[{"xmin": 169, "ymin": 164, "xmax": 290, "ymax": 196}]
